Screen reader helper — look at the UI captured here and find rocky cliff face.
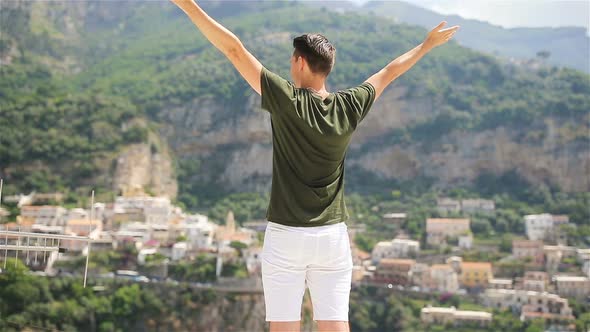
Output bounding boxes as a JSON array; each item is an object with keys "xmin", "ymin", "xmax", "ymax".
[
  {"xmin": 3, "ymin": 0, "xmax": 586, "ymax": 198},
  {"xmin": 113, "ymin": 124, "xmax": 178, "ymax": 199},
  {"xmin": 158, "ymin": 84, "xmax": 588, "ymax": 194}
]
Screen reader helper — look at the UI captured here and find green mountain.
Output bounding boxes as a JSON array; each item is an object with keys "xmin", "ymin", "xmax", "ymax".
[
  {"xmin": 0, "ymin": 0, "xmax": 588, "ymax": 210},
  {"xmin": 307, "ymin": 0, "xmax": 590, "ymax": 73}
]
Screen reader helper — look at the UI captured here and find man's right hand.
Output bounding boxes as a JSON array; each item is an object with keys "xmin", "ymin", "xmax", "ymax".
[{"xmin": 424, "ymin": 21, "xmax": 460, "ymax": 49}]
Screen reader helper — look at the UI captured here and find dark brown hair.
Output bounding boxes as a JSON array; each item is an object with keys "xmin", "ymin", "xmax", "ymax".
[{"xmin": 292, "ymin": 33, "xmax": 336, "ymax": 76}]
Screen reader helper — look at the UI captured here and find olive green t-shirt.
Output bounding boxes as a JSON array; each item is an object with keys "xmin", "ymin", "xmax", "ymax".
[{"xmin": 260, "ymin": 67, "xmax": 376, "ymax": 227}]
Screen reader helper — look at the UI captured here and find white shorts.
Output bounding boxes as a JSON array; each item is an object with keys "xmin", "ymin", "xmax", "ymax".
[{"xmin": 261, "ymin": 221, "xmax": 353, "ymax": 322}]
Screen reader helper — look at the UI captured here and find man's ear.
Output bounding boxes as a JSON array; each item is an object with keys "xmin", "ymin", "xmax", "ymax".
[{"xmin": 298, "ymin": 56, "xmax": 306, "ymax": 72}]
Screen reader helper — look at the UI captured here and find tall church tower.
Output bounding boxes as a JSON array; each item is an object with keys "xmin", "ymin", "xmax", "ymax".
[{"xmin": 225, "ymin": 210, "xmax": 236, "ymax": 235}]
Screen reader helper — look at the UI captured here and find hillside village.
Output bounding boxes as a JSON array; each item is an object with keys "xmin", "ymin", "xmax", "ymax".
[{"xmin": 1, "ymin": 188, "xmax": 588, "ymax": 331}]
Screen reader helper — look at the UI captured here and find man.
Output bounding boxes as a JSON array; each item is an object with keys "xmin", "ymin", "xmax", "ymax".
[{"xmin": 170, "ymin": 1, "xmax": 459, "ymax": 331}]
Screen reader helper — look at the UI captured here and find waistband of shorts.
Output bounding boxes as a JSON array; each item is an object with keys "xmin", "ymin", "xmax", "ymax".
[{"xmin": 266, "ymin": 221, "xmax": 347, "ymax": 234}]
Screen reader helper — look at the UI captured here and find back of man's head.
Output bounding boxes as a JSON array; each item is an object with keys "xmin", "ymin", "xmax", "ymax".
[{"xmin": 293, "ymin": 33, "xmax": 336, "ymax": 76}]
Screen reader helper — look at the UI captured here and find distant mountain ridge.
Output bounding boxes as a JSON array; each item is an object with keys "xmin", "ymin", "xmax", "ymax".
[{"xmin": 305, "ymin": 0, "xmax": 589, "ymax": 73}]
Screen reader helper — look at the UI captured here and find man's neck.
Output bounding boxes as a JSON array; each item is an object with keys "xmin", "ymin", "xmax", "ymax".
[{"xmin": 301, "ymin": 78, "xmax": 329, "ymax": 96}]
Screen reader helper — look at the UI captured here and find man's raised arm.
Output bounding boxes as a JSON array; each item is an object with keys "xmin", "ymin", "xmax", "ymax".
[
  {"xmin": 170, "ymin": 0, "xmax": 263, "ymax": 95},
  {"xmin": 365, "ymin": 21, "xmax": 459, "ymax": 101}
]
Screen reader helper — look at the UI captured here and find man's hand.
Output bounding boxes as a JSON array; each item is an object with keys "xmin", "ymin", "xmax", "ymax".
[
  {"xmin": 365, "ymin": 21, "xmax": 459, "ymax": 101},
  {"xmin": 423, "ymin": 21, "xmax": 460, "ymax": 49}
]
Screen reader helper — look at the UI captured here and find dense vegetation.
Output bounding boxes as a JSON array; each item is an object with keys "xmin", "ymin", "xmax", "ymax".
[{"xmin": 2, "ymin": 260, "xmax": 589, "ymax": 331}]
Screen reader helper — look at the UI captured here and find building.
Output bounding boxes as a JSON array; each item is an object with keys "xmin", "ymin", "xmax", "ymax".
[
  {"xmin": 62, "ymin": 219, "xmax": 102, "ymax": 252},
  {"xmin": 138, "ymin": 248, "xmax": 159, "ymax": 265},
  {"xmin": 172, "ymin": 242, "xmax": 188, "ymax": 261},
  {"xmin": 0, "ymin": 207, "xmax": 8, "ymax": 223},
  {"xmin": 371, "ymin": 241, "xmax": 394, "ymax": 264},
  {"xmin": 111, "ymin": 195, "xmax": 172, "ymax": 226},
  {"xmin": 461, "ymin": 199, "xmax": 495, "ymax": 214},
  {"xmin": 436, "ymin": 198, "xmax": 461, "ymax": 213},
  {"xmin": 512, "ymin": 240, "xmax": 544, "ymax": 265},
  {"xmin": 524, "ymin": 214, "xmax": 569, "ymax": 241},
  {"xmin": 553, "ymin": 275, "xmax": 590, "ymax": 300},
  {"xmin": 421, "ymin": 306, "xmax": 492, "ymax": 327},
  {"xmin": 215, "ymin": 211, "xmax": 257, "ymax": 247},
  {"xmin": 459, "ymin": 262, "xmax": 493, "ymax": 289},
  {"xmin": 150, "ymin": 224, "xmax": 170, "ymax": 244},
  {"xmin": 426, "ymin": 218, "xmax": 471, "ymax": 246},
  {"xmin": 19, "ymin": 205, "xmax": 67, "ymax": 226},
  {"xmin": 371, "ymin": 237, "xmax": 420, "ymax": 263},
  {"xmin": 544, "ymin": 245, "xmax": 577, "ymax": 273},
  {"xmin": 482, "ymin": 289, "xmax": 574, "ymax": 323},
  {"xmin": 66, "ymin": 219, "xmax": 102, "ymax": 237},
  {"xmin": 551, "ymin": 215, "xmax": 570, "ymax": 226},
  {"xmin": 411, "ymin": 263, "xmax": 432, "ymax": 290},
  {"xmin": 382, "ymin": 213, "xmax": 407, "ymax": 225},
  {"xmin": 91, "ymin": 232, "xmax": 115, "ymax": 252},
  {"xmin": 374, "ymin": 258, "xmax": 415, "ymax": 285},
  {"xmin": 66, "ymin": 208, "xmax": 88, "ymax": 222},
  {"xmin": 115, "ymin": 222, "xmax": 151, "ymax": 244},
  {"xmin": 175, "ymin": 214, "xmax": 217, "ymax": 250},
  {"xmin": 583, "ymin": 261, "xmax": 590, "ymax": 279},
  {"xmin": 458, "ymin": 234, "xmax": 473, "ymax": 250},
  {"xmin": 522, "ymin": 271, "xmax": 549, "ymax": 292},
  {"xmin": 429, "ymin": 264, "xmax": 459, "ymax": 293},
  {"xmin": 578, "ymin": 248, "xmax": 590, "ymax": 262},
  {"xmin": 489, "ymin": 278, "xmax": 513, "ymax": 290},
  {"xmin": 245, "ymin": 246, "xmax": 262, "ymax": 276}
]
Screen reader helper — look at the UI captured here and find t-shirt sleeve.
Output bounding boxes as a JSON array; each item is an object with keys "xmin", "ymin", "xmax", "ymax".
[
  {"xmin": 343, "ymin": 82, "xmax": 376, "ymax": 127},
  {"xmin": 260, "ymin": 67, "xmax": 296, "ymax": 114}
]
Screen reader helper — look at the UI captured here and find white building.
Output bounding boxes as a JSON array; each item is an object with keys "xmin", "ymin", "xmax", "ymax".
[
  {"xmin": 382, "ymin": 213, "xmax": 407, "ymax": 225},
  {"xmin": 458, "ymin": 234, "xmax": 473, "ymax": 250},
  {"xmin": 138, "ymin": 248, "xmax": 159, "ymax": 265},
  {"xmin": 461, "ymin": 199, "xmax": 495, "ymax": 213},
  {"xmin": 20, "ymin": 205, "xmax": 67, "ymax": 226},
  {"xmin": 553, "ymin": 275, "xmax": 590, "ymax": 300},
  {"xmin": 115, "ymin": 222, "xmax": 151, "ymax": 244},
  {"xmin": 371, "ymin": 238, "xmax": 420, "ymax": 263},
  {"xmin": 66, "ymin": 208, "xmax": 88, "ymax": 221},
  {"xmin": 113, "ymin": 196, "xmax": 172, "ymax": 225},
  {"xmin": 524, "ymin": 214, "xmax": 569, "ymax": 242},
  {"xmin": 524, "ymin": 214, "xmax": 554, "ymax": 241},
  {"xmin": 436, "ymin": 198, "xmax": 461, "ymax": 213},
  {"xmin": 176, "ymin": 213, "xmax": 217, "ymax": 250},
  {"xmin": 172, "ymin": 242, "xmax": 188, "ymax": 261},
  {"xmin": 429, "ymin": 264, "xmax": 459, "ymax": 293},
  {"xmin": 245, "ymin": 246, "xmax": 262, "ymax": 275},
  {"xmin": 421, "ymin": 306, "xmax": 492, "ymax": 327},
  {"xmin": 426, "ymin": 218, "xmax": 470, "ymax": 246},
  {"xmin": 488, "ymin": 278, "xmax": 513, "ymax": 290},
  {"xmin": 522, "ymin": 271, "xmax": 549, "ymax": 292},
  {"xmin": 577, "ymin": 248, "xmax": 590, "ymax": 262},
  {"xmin": 482, "ymin": 289, "xmax": 574, "ymax": 322}
]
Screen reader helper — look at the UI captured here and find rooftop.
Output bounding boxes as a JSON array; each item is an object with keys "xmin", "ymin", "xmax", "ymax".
[{"xmin": 461, "ymin": 262, "xmax": 492, "ymax": 269}]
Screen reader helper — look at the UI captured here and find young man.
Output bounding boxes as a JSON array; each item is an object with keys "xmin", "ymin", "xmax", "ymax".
[{"xmin": 170, "ymin": 1, "xmax": 459, "ymax": 331}]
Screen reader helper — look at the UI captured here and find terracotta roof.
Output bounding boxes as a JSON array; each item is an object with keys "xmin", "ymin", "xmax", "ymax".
[
  {"xmin": 461, "ymin": 262, "xmax": 492, "ymax": 270},
  {"xmin": 380, "ymin": 258, "xmax": 416, "ymax": 266}
]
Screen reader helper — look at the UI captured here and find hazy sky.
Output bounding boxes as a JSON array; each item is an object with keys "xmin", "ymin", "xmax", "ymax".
[{"xmin": 352, "ymin": 0, "xmax": 590, "ymax": 34}]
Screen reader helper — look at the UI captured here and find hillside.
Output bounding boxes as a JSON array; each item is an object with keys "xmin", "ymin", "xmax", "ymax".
[
  {"xmin": 306, "ymin": 0, "xmax": 590, "ymax": 73},
  {"xmin": 0, "ymin": 0, "xmax": 588, "ymax": 210}
]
